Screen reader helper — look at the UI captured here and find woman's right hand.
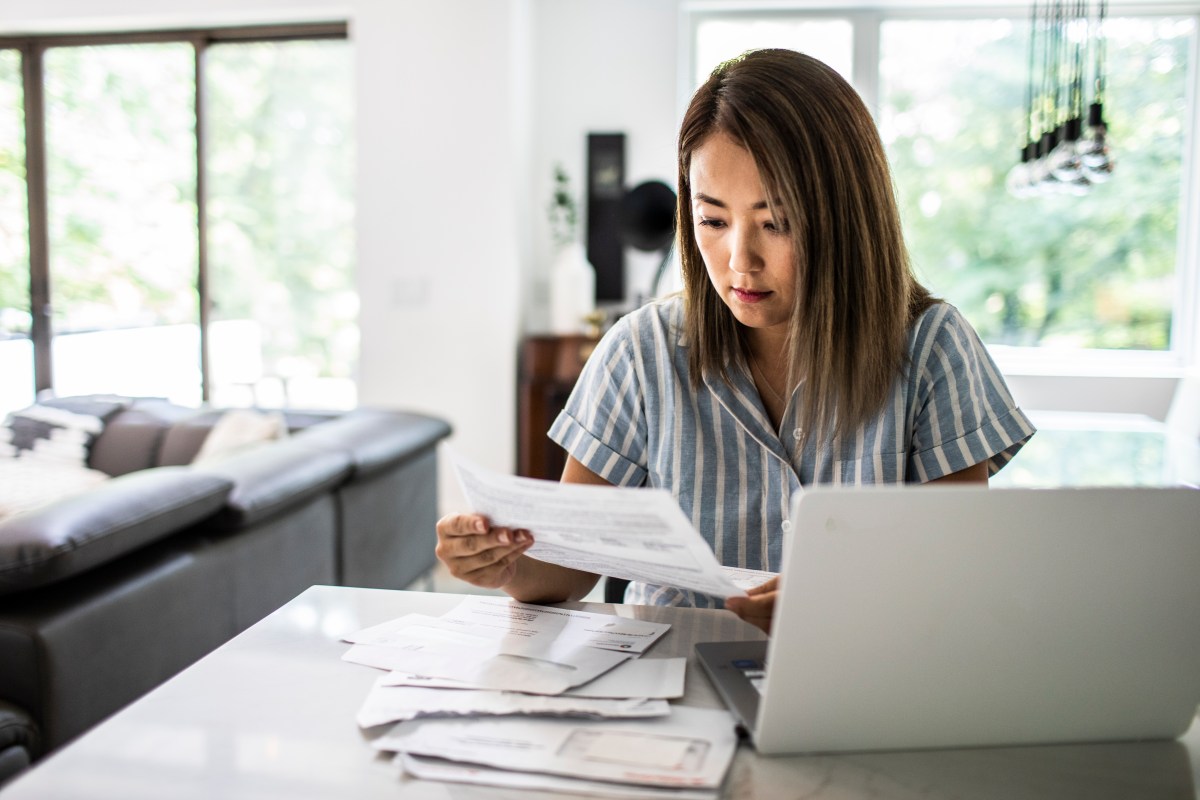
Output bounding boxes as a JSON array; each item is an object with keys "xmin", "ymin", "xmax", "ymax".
[{"xmin": 435, "ymin": 513, "xmax": 534, "ymax": 589}]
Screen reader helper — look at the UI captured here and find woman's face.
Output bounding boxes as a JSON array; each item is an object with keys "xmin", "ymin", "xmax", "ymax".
[{"xmin": 689, "ymin": 131, "xmax": 795, "ymax": 351}]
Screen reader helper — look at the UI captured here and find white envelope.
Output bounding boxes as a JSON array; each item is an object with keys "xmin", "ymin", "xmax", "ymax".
[
  {"xmin": 375, "ymin": 705, "xmax": 738, "ymax": 789},
  {"xmin": 382, "ymin": 656, "xmax": 687, "ymax": 700},
  {"xmin": 399, "ymin": 752, "xmax": 719, "ymax": 800},
  {"xmin": 440, "ymin": 596, "xmax": 672, "ymax": 654},
  {"xmin": 357, "ymin": 679, "xmax": 668, "ymax": 728},
  {"xmin": 342, "ymin": 626, "xmax": 631, "ymax": 695}
]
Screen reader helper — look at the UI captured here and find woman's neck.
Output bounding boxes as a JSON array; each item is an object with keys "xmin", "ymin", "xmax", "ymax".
[
  {"xmin": 745, "ymin": 332, "xmax": 791, "ymax": 430},
  {"xmin": 745, "ymin": 329, "xmax": 789, "ymax": 379}
]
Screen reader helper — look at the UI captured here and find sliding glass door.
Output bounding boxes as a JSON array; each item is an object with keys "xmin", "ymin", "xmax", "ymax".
[
  {"xmin": 0, "ymin": 49, "xmax": 33, "ymax": 413},
  {"xmin": 44, "ymin": 43, "xmax": 201, "ymax": 402}
]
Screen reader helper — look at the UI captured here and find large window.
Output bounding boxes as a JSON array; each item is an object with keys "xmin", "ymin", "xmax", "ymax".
[
  {"xmin": 0, "ymin": 24, "xmax": 354, "ymax": 416},
  {"xmin": 44, "ymin": 43, "xmax": 200, "ymax": 400},
  {"xmin": 0, "ymin": 48, "xmax": 32, "ymax": 414},
  {"xmin": 206, "ymin": 39, "xmax": 356, "ymax": 409},
  {"xmin": 690, "ymin": 6, "xmax": 1199, "ymax": 371}
]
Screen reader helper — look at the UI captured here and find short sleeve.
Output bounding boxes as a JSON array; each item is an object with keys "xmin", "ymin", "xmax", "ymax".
[
  {"xmin": 548, "ymin": 320, "xmax": 650, "ymax": 487},
  {"xmin": 908, "ymin": 305, "xmax": 1036, "ymax": 481}
]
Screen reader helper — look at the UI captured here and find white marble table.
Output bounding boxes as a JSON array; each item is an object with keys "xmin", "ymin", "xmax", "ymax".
[{"xmin": 4, "ymin": 586, "xmax": 1198, "ymax": 799}]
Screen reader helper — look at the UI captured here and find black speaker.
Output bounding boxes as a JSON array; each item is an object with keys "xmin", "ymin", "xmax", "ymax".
[{"xmin": 586, "ymin": 133, "xmax": 625, "ymax": 303}]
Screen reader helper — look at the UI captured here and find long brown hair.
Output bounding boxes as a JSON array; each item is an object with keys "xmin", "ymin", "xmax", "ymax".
[{"xmin": 678, "ymin": 48, "xmax": 936, "ymax": 442}]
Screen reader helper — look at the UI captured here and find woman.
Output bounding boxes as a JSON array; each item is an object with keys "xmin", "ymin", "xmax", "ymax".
[{"xmin": 436, "ymin": 49, "xmax": 1035, "ymax": 632}]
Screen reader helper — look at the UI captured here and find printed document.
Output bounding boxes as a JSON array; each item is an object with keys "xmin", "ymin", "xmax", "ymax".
[
  {"xmin": 721, "ymin": 566, "xmax": 778, "ymax": 592},
  {"xmin": 399, "ymin": 752, "xmax": 718, "ymax": 800},
  {"xmin": 346, "ymin": 598, "xmax": 669, "ymax": 654},
  {"xmin": 342, "ymin": 614, "xmax": 630, "ymax": 695},
  {"xmin": 383, "ymin": 656, "xmax": 687, "ymax": 700},
  {"xmin": 375, "ymin": 705, "xmax": 738, "ymax": 789},
  {"xmin": 357, "ymin": 678, "xmax": 668, "ymax": 728},
  {"xmin": 439, "ymin": 596, "xmax": 671, "ymax": 653},
  {"xmin": 451, "ymin": 450, "xmax": 744, "ymax": 599}
]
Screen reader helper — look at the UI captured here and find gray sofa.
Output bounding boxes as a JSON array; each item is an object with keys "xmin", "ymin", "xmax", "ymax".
[{"xmin": 0, "ymin": 399, "xmax": 451, "ymax": 782}]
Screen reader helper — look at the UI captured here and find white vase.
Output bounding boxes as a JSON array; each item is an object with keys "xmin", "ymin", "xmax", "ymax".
[{"xmin": 549, "ymin": 242, "xmax": 595, "ymax": 334}]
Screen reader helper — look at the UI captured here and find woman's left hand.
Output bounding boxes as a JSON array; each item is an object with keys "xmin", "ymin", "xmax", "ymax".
[{"xmin": 724, "ymin": 576, "xmax": 779, "ymax": 634}]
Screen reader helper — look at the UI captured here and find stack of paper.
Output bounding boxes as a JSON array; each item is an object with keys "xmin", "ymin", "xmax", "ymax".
[{"xmin": 341, "ymin": 596, "xmax": 738, "ymax": 797}]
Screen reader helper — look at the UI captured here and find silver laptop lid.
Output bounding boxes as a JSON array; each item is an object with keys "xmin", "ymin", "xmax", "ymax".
[{"xmin": 755, "ymin": 486, "xmax": 1200, "ymax": 755}]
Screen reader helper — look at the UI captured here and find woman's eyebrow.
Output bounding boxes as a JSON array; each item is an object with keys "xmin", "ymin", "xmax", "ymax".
[{"xmin": 694, "ymin": 192, "xmax": 771, "ymax": 210}]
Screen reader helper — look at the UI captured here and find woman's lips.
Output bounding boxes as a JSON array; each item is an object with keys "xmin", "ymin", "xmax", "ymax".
[{"xmin": 733, "ymin": 288, "xmax": 772, "ymax": 304}]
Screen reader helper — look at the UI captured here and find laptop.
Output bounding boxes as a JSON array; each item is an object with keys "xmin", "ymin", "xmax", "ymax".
[{"xmin": 696, "ymin": 485, "xmax": 1200, "ymax": 755}]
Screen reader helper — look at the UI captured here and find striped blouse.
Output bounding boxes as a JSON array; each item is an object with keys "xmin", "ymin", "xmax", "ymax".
[{"xmin": 549, "ymin": 296, "xmax": 1036, "ymax": 607}]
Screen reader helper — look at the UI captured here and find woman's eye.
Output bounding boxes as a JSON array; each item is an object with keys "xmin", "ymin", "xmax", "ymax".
[
  {"xmin": 697, "ymin": 217, "xmax": 726, "ymax": 230},
  {"xmin": 765, "ymin": 219, "xmax": 790, "ymax": 234}
]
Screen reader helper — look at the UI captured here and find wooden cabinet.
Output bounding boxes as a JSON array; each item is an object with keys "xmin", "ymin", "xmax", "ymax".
[
  {"xmin": 516, "ymin": 334, "xmax": 598, "ymax": 479},
  {"xmin": 516, "ymin": 330, "xmax": 632, "ymax": 602}
]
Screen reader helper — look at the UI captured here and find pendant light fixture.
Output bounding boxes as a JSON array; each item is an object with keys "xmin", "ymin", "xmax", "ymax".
[
  {"xmin": 1006, "ymin": 0, "xmax": 1114, "ymax": 197},
  {"xmin": 1078, "ymin": 0, "xmax": 1115, "ymax": 181}
]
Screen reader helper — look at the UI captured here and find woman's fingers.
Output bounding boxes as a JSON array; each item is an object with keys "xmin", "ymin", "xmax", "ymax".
[
  {"xmin": 722, "ymin": 575, "xmax": 780, "ymax": 633},
  {"xmin": 437, "ymin": 512, "xmax": 488, "ymax": 538},
  {"xmin": 725, "ymin": 590, "xmax": 777, "ymax": 635},
  {"xmin": 746, "ymin": 575, "xmax": 779, "ymax": 596},
  {"xmin": 455, "ymin": 536, "xmax": 533, "ymax": 588},
  {"xmin": 461, "ymin": 541, "xmax": 531, "ymax": 588},
  {"xmin": 435, "ymin": 512, "xmax": 533, "ymax": 587}
]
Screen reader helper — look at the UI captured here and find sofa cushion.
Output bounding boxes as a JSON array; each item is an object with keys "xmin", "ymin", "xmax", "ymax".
[
  {"xmin": 295, "ymin": 409, "xmax": 452, "ymax": 479},
  {"xmin": 192, "ymin": 409, "xmax": 289, "ymax": 464},
  {"xmin": 0, "ymin": 399, "xmax": 125, "ymax": 469},
  {"xmin": 156, "ymin": 410, "xmax": 225, "ymax": 466},
  {"xmin": 192, "ymin": 439, "xmax": 352, "ymax": 529},
  {"xmin": 90, "ymin": 400, "xmax": 196, "ymax": 477},
  {"xmin": 0, "ymin": 460, "xmax": 110, "ymax": 524},
  {"xmin": 159, "ymin": 409, "xmax": 333, "ymax": 467},
  {"xmin": 0, "ymin": 467, "xmax": 233, "ymax": 597}
]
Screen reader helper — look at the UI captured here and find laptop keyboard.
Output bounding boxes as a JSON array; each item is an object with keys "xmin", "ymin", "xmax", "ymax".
[{"xmin": 732, "ymin": 658, "xmax": 767, "ymax": 695}]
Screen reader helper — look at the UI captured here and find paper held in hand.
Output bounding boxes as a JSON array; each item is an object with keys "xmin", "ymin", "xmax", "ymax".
[{"xmin": 449, "ymin": 448, "xmax": 745, "ymax": 599}]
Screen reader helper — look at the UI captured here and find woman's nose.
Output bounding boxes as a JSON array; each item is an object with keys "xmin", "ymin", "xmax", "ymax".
[{"xmin": 728, "ymin": 228, "xmax": 762, "ymax": 275}]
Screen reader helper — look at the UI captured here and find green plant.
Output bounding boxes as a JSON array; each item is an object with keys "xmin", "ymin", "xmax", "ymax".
[{"xmin": 547, "ymin": 163, "xmax": 578, "ymax": 248}]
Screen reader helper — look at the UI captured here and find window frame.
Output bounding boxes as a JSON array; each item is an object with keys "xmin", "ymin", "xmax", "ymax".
[
  {"xmin": 681, "ymin": 2, "xmax": 1200, "ymax": 378},
  {"xmin": 0, "ymin": 21, "xmax": 348, "ymax": 401}
]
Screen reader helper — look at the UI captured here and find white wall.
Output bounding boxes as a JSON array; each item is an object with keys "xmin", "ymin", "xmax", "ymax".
[
  {"xmin": 525, "ymin": 0, "xmax": 679, "ymax": 329},
  {"xmin": 350, "ymin": 0, "xmax": 528, "ymax": 506}
]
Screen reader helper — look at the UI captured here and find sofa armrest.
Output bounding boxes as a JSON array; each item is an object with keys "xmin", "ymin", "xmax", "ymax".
[
  {"xmin": 0, "ymin": 699, "xmax": 39, "ymax": 785},
  {"xmin": 294, "ymin": 409, "xmax": 452, "ymax": 479},
  {"xmin": 192, "ymin": 439, "xmax": 353, "ymax": 529},
  {"xmin": 0, "ymin": 468, "xmax": 233, "ymax": 597}
]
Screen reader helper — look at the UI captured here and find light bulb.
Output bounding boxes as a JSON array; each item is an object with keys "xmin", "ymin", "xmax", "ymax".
[
  {"xmin": 1077, "ymin": 102, "xmax": 1114, "ymax": 182},
  {"xmin": 1050, "ymin": 118, "xmax": 1085, "ymax": 182},
  {"xmin": 1006, "ymin": 162, "xmax": 1030, "ymax": 197},
  {"xmin": 1062, "ymin": 174, "xmax": 1092, "ymax": 196},
  {"xmin": 1032, "ymin": 131, "xmax": 1062, "ymax": 193},
  {"xmin": 1006, "ymin": 142, "xmax": 1039, "ymax": 198}
]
